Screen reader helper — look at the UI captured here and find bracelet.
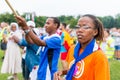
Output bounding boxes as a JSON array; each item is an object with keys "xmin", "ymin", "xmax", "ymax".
[{"xmin": 24, "ymin": 29, "xmax": 31, "ymax": 35}]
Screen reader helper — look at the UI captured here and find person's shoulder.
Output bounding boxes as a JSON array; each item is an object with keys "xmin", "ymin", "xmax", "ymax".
[
  {"xmin": 93, "ymin": 49, "xmax": 105, "ymax": 56},
  {"xmin": 50, "ymin": 33, "xmax": 61, "ymax": 39},
  {"xmin": 44, "ymin": 34, "xmax": 61, "ymax": 43},
  {"xmin": 92, "ymin": 49, "xmax": 108, "ymax": 61}
]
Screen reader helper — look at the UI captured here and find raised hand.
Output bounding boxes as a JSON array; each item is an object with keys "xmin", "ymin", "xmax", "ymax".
[{"xmin": 15, "ymin": 16, "xmax": 29, "ymax": 30}]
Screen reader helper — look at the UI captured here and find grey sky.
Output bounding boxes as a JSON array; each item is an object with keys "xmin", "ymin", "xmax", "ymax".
[{"xmin": 0, "ymin": 0, "xmax": 120, "ymax": 17}]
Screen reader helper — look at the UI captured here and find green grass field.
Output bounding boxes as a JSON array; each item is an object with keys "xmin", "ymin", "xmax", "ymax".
[
  {"xmin": 0, "ymin": 50, "xmax": 120, "ymax": 80},
  {"xmin": 0, "ymin": 50, "xmax": 23, "ymax": 80},
  {"xmin": 110, "ymin": 59, "xmax": 120, "ymax": 80}
]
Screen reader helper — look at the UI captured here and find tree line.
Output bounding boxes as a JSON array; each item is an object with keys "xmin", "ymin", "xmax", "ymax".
[{"xmin": 0, "ymin": 12, "xmax": 120, "ymax": 29}]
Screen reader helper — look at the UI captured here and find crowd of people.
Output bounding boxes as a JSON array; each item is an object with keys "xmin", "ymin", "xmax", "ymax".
[{"xmin": 0, "ymin": 14, "xmax": 120, "ymax": 80}]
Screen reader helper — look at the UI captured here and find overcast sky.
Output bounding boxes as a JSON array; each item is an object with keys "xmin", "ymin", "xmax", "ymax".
[{"xmin": 0, "ymin": 0, "xmax": 120, "ymax": 17}]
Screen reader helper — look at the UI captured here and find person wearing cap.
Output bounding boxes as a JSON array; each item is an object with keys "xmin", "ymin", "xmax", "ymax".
[
  {"xmin": 27, "ymin": 20, "xmax": 40, "ymax": 36},
  {"xmin": 12, "ymin": 21, "xmax": 40, "ymax": 80}
]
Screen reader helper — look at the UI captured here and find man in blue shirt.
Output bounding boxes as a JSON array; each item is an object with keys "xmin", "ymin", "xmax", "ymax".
[{"xmin": 16, "ymin": 16, "xmax": 61, "ymax": 80}]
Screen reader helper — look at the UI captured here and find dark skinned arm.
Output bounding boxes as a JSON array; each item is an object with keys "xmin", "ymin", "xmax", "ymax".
[
  {"xmin": 25, "ymin": 34, "xmax": 34, "ymax": 44},
  {"xmin": 15, "ymin": 16, "xmax": 46, "ymax": 46},
  {"xmin": 26, "ymin": 30, "xmax": 46, "ymax": 46}
]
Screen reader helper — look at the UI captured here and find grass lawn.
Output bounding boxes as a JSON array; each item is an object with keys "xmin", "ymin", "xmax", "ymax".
[
  {"xmin": 0, "ymin": 50, "xmax": 23, "ymax": 80},
  {"xmin": 0, "ymin": 50, "xmax": 120, "ymax": 80},
  {"xmin": 110, "ymin": 59, "xmax": 120, "ymax": 80}
]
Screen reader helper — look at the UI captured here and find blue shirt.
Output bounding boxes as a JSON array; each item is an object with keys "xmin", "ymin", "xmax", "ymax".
[
  {"xmin": 60, "ymin": 32, "xmax": 67, "ymax": 53},
  {"xmin": 18, "ymin": 38, "xmax": 40, "ymax": 71},
  {"xmin": 37, "ymin": 34, "xmax": 61, "ymax": 80}
]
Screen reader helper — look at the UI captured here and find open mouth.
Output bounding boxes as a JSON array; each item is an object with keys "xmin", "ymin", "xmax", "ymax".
[
  {"xmin": 77, "ymin": 35, "xmax": 82, "ymax": 39},
  {"xmin": 77, "ymin": 34, "xmax": 83, "ymax": 39}
]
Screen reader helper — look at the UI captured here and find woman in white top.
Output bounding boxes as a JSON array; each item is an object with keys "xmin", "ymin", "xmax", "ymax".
[{"xmin": 1, "ymin": 22, "xmax": 22, "ymax": 80}]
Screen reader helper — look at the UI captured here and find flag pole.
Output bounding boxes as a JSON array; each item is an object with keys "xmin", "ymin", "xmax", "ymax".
[{"xmin": 5, "ymin": 0, "xmax": 18, "ymax": 16}]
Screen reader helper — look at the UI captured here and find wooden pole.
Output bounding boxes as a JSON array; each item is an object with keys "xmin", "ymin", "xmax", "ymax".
[{"xmin": 5, "ymin": 0, "xmax": 18, "ymax": 16}]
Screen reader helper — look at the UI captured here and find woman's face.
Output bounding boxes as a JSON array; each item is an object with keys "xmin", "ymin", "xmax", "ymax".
[
  {"xmin": 76, "ymin": 16, "xmax": 98, "ymax": 45},
  {"xmin": 11, "ymin": 24, "xmax": 17, "ymax": 32}
]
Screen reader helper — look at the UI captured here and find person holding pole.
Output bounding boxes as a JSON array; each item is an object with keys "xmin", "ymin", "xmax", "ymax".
[{"xmin": 15, "ymin": 16, "xmax": 61, "ymax": 80}]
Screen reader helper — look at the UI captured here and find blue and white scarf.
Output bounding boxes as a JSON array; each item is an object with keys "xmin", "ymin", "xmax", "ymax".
[{"xmin": 66, "ymin": 39, "xmax": 98, "ymax": 80}]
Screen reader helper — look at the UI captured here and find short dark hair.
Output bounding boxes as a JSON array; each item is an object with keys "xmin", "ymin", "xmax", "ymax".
[
  {"xmin": 105, "ymin": 29, "xmax": 110, "ymax": 35},
  {"xmin": 82, "ymin": 14, "xmax": 104, "ymax": 41},
  {"xmin": 61, "ymin": 23, "xmax": 67, "ymax": 29},
  {"xmin": 50, "ymin": 17, "xmax": 60, "ymax": 28}
]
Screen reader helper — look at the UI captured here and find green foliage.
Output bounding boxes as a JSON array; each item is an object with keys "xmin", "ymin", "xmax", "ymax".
[
  {"xmin": 58, "ymin": 15, "xmax": 78, "ymax": 28},
  {"xmin": 1, "ymin": 12, "xmax": 120, "ymax": 29},
  {"xmin": 114, "ymin": 14, "xmax": 120, "ymax": 28},
  {"xmin": 0, "ymin": 12, "xmax": 16, "ymax": 24},
  {"xmin": 35, "ymin": 16, "xmax": 47, "ymax": 27},
  {"xmin": 58, "ymin": 15, "xmax": 66, "ymax": 22},
  {"xmin": 98, "ymin": 16, "xmax": 115, "ymax": 28}
]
